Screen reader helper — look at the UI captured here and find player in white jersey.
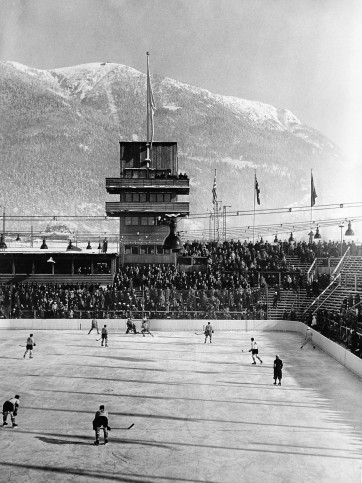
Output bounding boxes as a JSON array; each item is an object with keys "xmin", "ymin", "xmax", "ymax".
[
  {"xmin": 300, "ymin": 326, "xmax": 315, "ymax": 349},
  {"xmin": 88, "ymin": 319, "xmax": 100, "ymax": 335},
  {"xmin": 23, "ymin": 334, "xmax": 36, "ymax": 359},
  {"xmin": 141, "ymin": 317, "xmax": 153, "ymax": 337},
  {"xmin": 249, "ymin": 338, "xmax": 263, "ymax": 364}
]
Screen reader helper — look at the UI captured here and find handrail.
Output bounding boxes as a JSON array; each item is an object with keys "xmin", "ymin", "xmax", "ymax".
[
  {"xmin": 302, "ymin": 272, "xmax": 341, "ymax": 315},
  {"xmin": 311, "ymin": 277, "xmax": 342, "ymax": 315},
  {"xmin": 306, "ymin": 258, "xmax": 317, "ymax": 282},
  {"xmin": 331, "ymin": 246, "xmax": 350, "ymax": 279},
  {"xmin": 303, "ymin": 246, "xmax": 352, "ymax": 316}
]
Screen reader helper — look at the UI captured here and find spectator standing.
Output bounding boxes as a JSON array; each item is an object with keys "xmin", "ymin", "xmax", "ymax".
[
  {"xmin": 272, "ymin": 291, "xmax": 278, "ymax": 308},
  {"xmin": 273, "ymin": 355, "xmax": 283, "ymax": 385}
]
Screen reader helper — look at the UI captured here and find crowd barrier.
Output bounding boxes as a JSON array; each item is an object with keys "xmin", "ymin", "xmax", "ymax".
[{"xmin": 1, "ymin": 318, "xmax": 361, "ymax": 378}]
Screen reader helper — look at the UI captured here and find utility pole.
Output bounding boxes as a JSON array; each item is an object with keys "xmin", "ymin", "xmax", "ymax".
[{"xmin": 223, "ymin": 205, "xmax": 231, "ymax": 241}]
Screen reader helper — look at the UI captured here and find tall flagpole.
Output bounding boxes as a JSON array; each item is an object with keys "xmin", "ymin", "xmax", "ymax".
[
  {"xmin": 146, "ymin": 52, "xmax": 151, "ymax": 165},
  {"xmin": 310, "ymin": 168, "xmax": 313, "ymax": 229},
  {"xmin": 253, "ymin": 170, "xmax": 256, "ymax": 243}
]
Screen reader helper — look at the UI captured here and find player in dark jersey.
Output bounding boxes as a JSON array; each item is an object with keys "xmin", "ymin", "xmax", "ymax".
[
  {"xmin": 23, "ymin": 334, "xmax": 36, "ymax": 359},
  {"xmin": 204, "ymin": 322, "xmax": 213, "ymax": 343},
  {"xmin": 101, "ymin": 325, "xmax": 108, "ymax": 347},
  {"xmin": 2, "ymin": 395, "xmax": 20, "ymax": 427},
  {"xmin": 92, "ymin": 405, "xmax": 110, "ymax": 445}
]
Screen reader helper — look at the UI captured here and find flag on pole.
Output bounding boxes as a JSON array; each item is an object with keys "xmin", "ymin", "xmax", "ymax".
[
  {"xmin": 255, "ymin": 174, "xmax": 260, "ymax": 205},
  {"xmin": 311, "ymin": 172, "xmax": 317, "ymax": 207},
  {"xmin": 147, "ymin": 53, "xmax": 156, "ymax": 145},
  {"xmin": 212, "ymin": 171, "xmax": 217, "ymax": 204}
]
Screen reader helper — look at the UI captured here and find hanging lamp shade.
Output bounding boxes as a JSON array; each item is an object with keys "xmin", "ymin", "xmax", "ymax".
[
  {"xmin": 66, "ymin": 240, "xmax": 81, "ymax": 251},
  {"xmin": 162, "ymin": 218, "xmax": 182, "ymax": 251},
  {"xmin": 40, "ymin": 238, "xmax": 48, "ymax": 249},
  {"xmin": 345, "ymin": 221, "xmax": 354, "ymax": 236},
  {"xmin": 86, "ymin": 241, "xmax": 92, "ymax": 249},
  {"xmin": 314, "ymin": 227, "xmax": 321, "ymax": 239},
  {"xmin": 289, "ymin": 232, "xmax": 294, "ymax": 242}
]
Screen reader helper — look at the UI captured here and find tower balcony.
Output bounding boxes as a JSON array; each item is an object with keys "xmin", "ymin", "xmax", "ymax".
[
  {"xmin": 105, "ymin": 201, "xmax": 190, "ymax": 217},
  {"xmin": 106, "ymin": 177, "xmax": 189, "ymax": 195}
]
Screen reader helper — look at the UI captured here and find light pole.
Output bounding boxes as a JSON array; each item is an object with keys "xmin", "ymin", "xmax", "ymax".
[
  {"xmin": 223, "ymin": 205, "xmax": 231, "ymax": 241},
  {"xmin": 0, "ymin": 206, "xmax": 6, "ymax": 249},
  {"xmin": 339, "ymin": 224, "xmax": 344, "ymax": 257}
]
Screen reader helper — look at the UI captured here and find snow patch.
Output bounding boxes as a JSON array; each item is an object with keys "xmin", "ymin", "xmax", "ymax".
[
  {"xmin": 51, "ymin": 63, "xmax": 142, "ymax": 100},
  {"xmin": 7, "ymin": 61, "xmax": 67, "ymax": 97},
  {"xmin": 163, "ymin": 104, "xmax": 181, "ymax": 111}
]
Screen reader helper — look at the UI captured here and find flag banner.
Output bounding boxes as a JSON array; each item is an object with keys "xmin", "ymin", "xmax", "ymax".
[
  {"xmin": 311, "ymin": 173, "xmax": 317, "ymax": 207},
  {"xmin": 147, "ymin": 54, "xmax": 156, "ymax": 145},
  {"xmin": 255, "ymin": 175, "xmax": 260, "ymax": 205},
  {"xmin": 212, "ymin": 173, "xmax": 217, "ymax": 204}
]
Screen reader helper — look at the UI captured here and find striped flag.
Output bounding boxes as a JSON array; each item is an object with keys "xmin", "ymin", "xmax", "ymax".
[
  {"xmin": 255, "ymin": 174, "xmax": 260, "ymax": 205},
  {"xmin": 147, "ymin": 53, "xmax": 156, "ymax": 145},
  {"xmin": 212, "ymin": 172, "xmax": 217, "ymax": 204},
  {"xmin": 311, "ymin": 172, "xmax": 317, "ymax": 207}
]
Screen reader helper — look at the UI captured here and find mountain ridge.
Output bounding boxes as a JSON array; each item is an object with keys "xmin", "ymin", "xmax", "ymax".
[{"xmin": 0, "ymin": 60, "xmax": 352, "ymax": 236}]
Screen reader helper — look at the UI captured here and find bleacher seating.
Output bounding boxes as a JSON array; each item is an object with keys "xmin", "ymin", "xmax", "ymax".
[{"xmin": 0, "ymin": 273, "xmax": 114, "ymax": 285}]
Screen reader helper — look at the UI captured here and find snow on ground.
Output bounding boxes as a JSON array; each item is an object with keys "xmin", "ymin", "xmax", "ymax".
[{"xmin": 1, "ymin": 329, "xmax": 362, "ymax": 482}]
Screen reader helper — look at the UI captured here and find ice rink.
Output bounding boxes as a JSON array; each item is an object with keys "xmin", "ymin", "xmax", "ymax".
[{"xmin": 1, "ymin": 329, "xmax": 362, "ymax": 483}]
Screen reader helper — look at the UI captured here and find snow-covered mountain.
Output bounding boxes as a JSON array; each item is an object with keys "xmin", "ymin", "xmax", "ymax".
[{"xmin": 0, "ymin": 60, "xmax": 353, "ymax": 235}]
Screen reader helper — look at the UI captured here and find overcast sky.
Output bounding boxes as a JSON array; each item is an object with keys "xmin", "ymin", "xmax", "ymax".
[{"xmin": 1, "ymin": 0, "xmax": 361, "ymax": 164}]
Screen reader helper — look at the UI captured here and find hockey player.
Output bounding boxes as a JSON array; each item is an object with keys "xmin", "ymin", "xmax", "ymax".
[
  {"xmin": 301, "ymin": 326, "xmax": 315, "ymax": 349},
  {"xmin": 88, "ymin": 318, "xmax": 100, "ymax": 335},
  {"xmin": 23, "ymin": 334, "xmax": 36, "ymax": 359},
  {"xmin": 249, "ymin": 337, "xmax": 263, "ymax": 364},
  {"xmin": 273, "ymin": 355, "xmax": 283, "ymax": 385},
  {"xmin": 204, "ymin": 322, "xmax": 214, "ymax": 343},
  {"xmin": 126, "ymin": 318, "xmax": 138, "ymax": 334},
  {"xmin": 92, "ymin": 405, "xmax": 110, "ymax": 445},
  {"xmin": 101, "ymin": 325, "xmax": 108, "ymax": 347},
  {"xmin": 141, "ymin": 317, "xmax": 153, "ymax": 337},
  {"xmin": 2, "ymin": 395, "xmax": 20, "ymax": 427}
]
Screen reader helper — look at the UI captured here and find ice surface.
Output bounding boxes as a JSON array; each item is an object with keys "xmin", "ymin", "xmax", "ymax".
[{"xmin": 1, "ymin": 330, "xmax": 362, "ymax": 482}]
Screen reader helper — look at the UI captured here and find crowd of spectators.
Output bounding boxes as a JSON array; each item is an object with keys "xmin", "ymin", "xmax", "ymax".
[
  {"xmin": 0, "ymin": 237, "xmax": 359, "ymax": 325},
  {"xmin": 0, "ymin": 281, "xmax": 266, "ymax": 321},
  {"xmin": 155, "ymin": 172, "xmax": 188, "ymax": 180},
  {"xmin": 305, "ymin": 292, "xmax": 362, "ymax": 358}
]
